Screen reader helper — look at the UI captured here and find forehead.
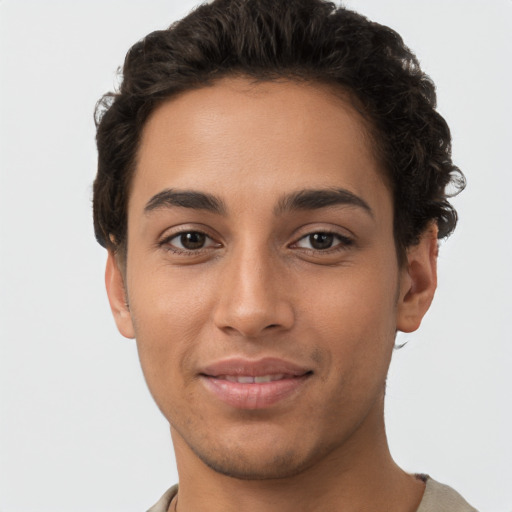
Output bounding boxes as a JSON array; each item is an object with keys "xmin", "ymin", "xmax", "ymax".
[{"xmin": 131, "ymin": 77, "xmax": 389, "ymax": 216}]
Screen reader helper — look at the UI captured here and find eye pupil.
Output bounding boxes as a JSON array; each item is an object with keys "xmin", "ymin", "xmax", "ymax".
[
  {"xmin": 310, "ymin": 233, "xmax": 334, "ymax": 250},
  {"xmin": 181, "ymin": 232, "xmax": 206, "ymax": 249}
]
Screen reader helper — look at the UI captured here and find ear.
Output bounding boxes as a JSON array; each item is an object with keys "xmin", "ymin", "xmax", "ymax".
[
  {"xmin": 105, "ymin": 250, "xmax": 135, "ymax": 339},
  {"xmin": 396, "ymin": 223, "xmax": 438, "ymax": 333}
]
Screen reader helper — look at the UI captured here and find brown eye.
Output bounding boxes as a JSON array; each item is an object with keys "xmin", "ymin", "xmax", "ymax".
[
  {"xmin": 295, "ymin": 232, "xmax": 353, "ymax": 251},
  {"xmin": 179, "ymin": 232, "xmax": 206, "ymax": 250},
  {"xmin": 308, "ymin": 233, "xmax": 334, "ymax": 250},
  {"xmin": 164, "ymin": 231, "xmax": 219, "ymax": 252}
]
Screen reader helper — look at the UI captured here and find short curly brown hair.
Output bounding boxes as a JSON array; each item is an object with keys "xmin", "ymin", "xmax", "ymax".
[{"xmin": 93, "ymin": 0, "xmax": 464, "ymax": 262}]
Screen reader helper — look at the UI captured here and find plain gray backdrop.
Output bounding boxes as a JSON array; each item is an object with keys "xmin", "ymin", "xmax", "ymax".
[{"xmin": 1, "ymin": 1, "xmax": 511, "ymax": 511}]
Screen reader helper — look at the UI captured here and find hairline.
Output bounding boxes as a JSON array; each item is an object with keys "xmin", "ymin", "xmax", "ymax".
[{"xmin": 113, "ymin": 74, "xmax": 407, "ymax": 268}]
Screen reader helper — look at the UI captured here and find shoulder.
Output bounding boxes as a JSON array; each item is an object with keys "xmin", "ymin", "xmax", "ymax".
[
  {"xmin": 146, "ymin": 484, "xmax": 178, "ymax": 512},
  {"xmin": 146, "ymin": 478, "xmax": 478, "ymax": 512},
  {"xmin": 416, "ymin": 476, "xmax": 478, "ymax": 512}
]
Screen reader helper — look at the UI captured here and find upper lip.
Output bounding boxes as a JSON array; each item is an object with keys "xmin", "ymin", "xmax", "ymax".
[{"xmin": 200, "ymin": 357, "xmax": 312, "ymax": 378}]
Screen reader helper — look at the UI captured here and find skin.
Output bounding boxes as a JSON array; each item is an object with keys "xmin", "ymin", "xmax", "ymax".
[{"xmin": 106, "ymin": 78, "xmax": 438, "ymax": 512}]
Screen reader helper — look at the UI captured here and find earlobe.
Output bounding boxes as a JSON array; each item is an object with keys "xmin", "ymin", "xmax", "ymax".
[
  {"xmin": 396, "ymin": 224, "xmax": 438, "ymax": 333},
  {"xmin": 105, "ymin": 250, "xmax": 135, "ymax": 339}
]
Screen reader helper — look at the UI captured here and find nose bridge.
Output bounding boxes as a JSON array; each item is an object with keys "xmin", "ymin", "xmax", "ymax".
[{"xmin": 213, "ymin": 239, "xmax": 294, "ymax": 337}]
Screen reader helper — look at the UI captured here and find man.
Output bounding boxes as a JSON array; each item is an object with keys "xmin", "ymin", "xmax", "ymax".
[{"xmin": 93, "ymin": 0, "xmax": 476, "ymax": 510}]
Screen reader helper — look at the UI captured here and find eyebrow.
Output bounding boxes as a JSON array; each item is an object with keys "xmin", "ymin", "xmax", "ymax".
[
  {"xmin": 275, "ymin": 188, "xmax": 374, "ymax": 217},
  {"xmin": 144, "ymin": 188, "xmax": 226, "ymax": 215},
  {"xmin": 143, "ymin": 187, "xmax": 373, "ymax": 218}
]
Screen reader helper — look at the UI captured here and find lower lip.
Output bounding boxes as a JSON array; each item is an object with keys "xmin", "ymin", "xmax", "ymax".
[{"xmin": 200, "ymin": 374, "xmax": 310, "ymax": 409}]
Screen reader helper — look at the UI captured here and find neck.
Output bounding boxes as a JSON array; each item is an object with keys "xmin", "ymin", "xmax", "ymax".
[{"xmin": 169, "ymin": 401, "xmax": 425, "ymax": 512}]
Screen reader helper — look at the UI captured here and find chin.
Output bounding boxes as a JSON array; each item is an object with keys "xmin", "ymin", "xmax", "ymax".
[
  {"xmin": 196, "ymin": 448, "xmax": 312, "ymax": 481},
  {"xmin": 180, "ymin": 425, "xmax": 334, "ymax": 481}
]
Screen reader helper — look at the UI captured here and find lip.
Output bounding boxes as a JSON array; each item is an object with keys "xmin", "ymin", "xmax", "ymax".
[{"xmin": 199, "ymin": 357, "xmax": 312, "ymax": 410}]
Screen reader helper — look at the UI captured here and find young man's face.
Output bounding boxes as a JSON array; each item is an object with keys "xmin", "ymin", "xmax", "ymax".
[{"xmin": 107, "ymin": 78, "xmax": 436, "ymax": 479}]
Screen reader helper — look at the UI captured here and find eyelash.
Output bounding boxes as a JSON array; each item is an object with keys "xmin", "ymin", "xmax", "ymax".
[
  {"xmin": 291, "ymin": 231, "xmax": 354, "ymax": 253},
  {"xmin": 159, "ymin": 229, "xmax": 353, "ymax": 255},
  {"xmin": 159, "ymin": 230, "xmax": 219, "ymax": 256}
]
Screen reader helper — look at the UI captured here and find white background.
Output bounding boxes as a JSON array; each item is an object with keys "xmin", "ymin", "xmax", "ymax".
[{"xmin": 0, "ymin": 1, "xmax": 510, "ymax": 511}]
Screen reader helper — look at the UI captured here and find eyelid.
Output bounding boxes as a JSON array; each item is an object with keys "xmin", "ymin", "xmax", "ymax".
[
  {"xmin": 158, "ymin": 226, "xmax": 222, "ymax": 253},
  {"xmin": 288, "ymin": 223, "xmax": 358, "ymax": 261},
  {"xmin": 157, "ymin": 224, "xmax": 354, "ymax": 254},
  {"xmin": 169, "ymin": 232, "xmax": 218, "ymax": 249},
  {"xmin": 296, "ymin": 232, "xmax": 352, "ymax": 246},
  {"xmin": 290, "ymin": 223, "xmax": 354, "ymax": 241}
]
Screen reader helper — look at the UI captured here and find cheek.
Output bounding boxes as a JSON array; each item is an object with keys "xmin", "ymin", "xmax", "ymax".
[
  {"xmin": 129, "ymin": 262, "xmax": 212, "ymax": 337},
  {"xmin": 127, "ymin": 268, "xmax": 213, "ymax": 399},
  {"xmin": 299, "ymin": 264, "xmax": 398, "ymax": 375}
]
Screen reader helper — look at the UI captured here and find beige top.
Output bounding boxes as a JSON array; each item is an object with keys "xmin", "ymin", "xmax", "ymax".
[
  {"xmin": 146, "ymin": 477, "xmax": 478, "ymax": 512},
  {"xmin": 416, "ymin": 477, "xmax": 478, "ymax": 512}
]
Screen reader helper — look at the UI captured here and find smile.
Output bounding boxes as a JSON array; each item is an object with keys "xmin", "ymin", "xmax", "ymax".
[
  {"xmin": 217, "ymin": 374, "xmax": 288, "ymax": 383},
  {"xmin": 199, "ymin": 358, "xmax": 312, "ymax": 409}
]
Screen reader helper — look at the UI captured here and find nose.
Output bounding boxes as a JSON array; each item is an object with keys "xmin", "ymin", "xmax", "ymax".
[{"xmin": 213, "ymin": 244, "xmax": 295, "ymax": 338}]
